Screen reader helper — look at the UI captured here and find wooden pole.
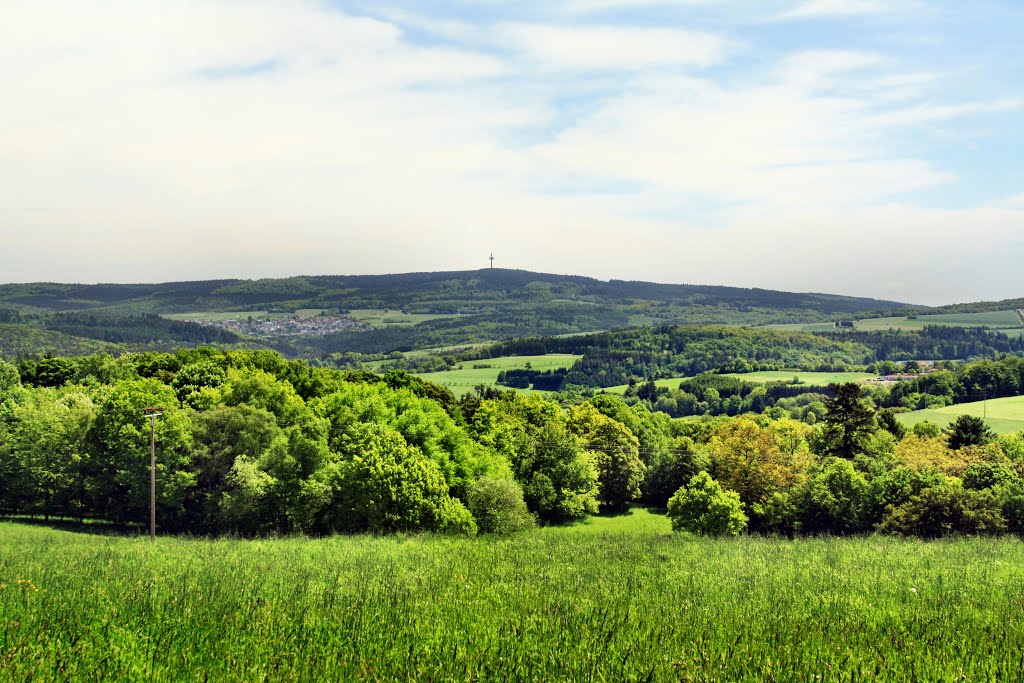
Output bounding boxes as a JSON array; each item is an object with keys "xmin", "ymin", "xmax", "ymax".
[{"xmin": 145, "ymin": 409, "xmax": 162, "ymax": 541}]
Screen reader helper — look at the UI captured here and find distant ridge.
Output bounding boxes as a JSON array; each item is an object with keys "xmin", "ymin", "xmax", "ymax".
[{"xmin": 0, "ymin": 268, "xmax": 913, "ymax": 314}]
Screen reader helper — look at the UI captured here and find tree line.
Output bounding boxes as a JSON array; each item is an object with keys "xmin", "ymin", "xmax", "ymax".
[{"xmin": 3, "ymin": 349, "xmax": 1024, "ymax": 539}]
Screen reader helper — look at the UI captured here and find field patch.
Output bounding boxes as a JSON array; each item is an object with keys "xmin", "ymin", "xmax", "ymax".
[
  {"xmin": 855, "ymin": 310, "xmax": 1022, "ymax": 331},
  {"xmin": 601, "ymin": 377, "xmax": 690, "ymax": 395},
  {"xmin": 414, "ymin": 354, "xmax": 581, "ymax": 395},
  {"xmin": 3, "ymin": 522, "xmax": 1024, "ymax": 680},
  {"xmin": 722, "ymin": 370, "xmax": 877, "ymax": 386},
  {"xmin": 896, "ymin": 395, "xmax": 1024, "ymax": 434},
  {"xmin": 345, "ymin": 308, "xmax": 463, "ymax": 328}
]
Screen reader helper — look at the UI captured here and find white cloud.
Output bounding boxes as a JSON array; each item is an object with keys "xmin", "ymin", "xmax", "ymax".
[
  {"xmin": 778, "ymin": 0, "xmax": 906, "ymax": 20},
  {"xmin": 493, "ymin": 23, "xmax": 729, "ymax": 71},
  {"xmin": 0, "ymin": 0, "xmax": 1020, "ymax": 306}
]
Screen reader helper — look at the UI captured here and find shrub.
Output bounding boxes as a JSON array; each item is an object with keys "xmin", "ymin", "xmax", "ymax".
[
  {"xmin": 879, "ymin": 485, "xmax": 1006, "ymax": 537},
  {"xmin": 467, "ymin": 477, "xmax": 536, "ymax": 534},
  {"xmin": 667, "ymin": 472, "xmax": 747, "ymax": 536}
]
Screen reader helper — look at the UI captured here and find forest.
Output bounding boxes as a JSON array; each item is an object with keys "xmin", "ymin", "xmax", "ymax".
[
  {"xmin": 4, "ymin": 348, "xmax": 1024, "ymax": 539},
  {"xmin": 470, "ymin": 324, "xmax": 1024, "ymax": 390}
]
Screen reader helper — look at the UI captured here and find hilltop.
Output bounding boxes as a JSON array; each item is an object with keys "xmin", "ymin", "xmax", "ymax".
[{"xmin": 0, "ymin": 269, "xmax": 913, "ymax": 357}]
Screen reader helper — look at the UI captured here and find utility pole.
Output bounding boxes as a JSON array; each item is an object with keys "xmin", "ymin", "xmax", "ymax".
[{"xmin": 144, "ymin": 408, "xmax": 162, "ymax": 541}]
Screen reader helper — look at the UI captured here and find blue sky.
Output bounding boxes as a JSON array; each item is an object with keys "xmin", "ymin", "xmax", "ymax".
[{"xmin": 1, "ymin": 0, "xmax": 1021, "ymax": 304}]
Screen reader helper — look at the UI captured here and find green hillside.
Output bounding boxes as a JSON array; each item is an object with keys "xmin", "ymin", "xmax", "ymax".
[{"xmin": 896, "ymin": 396, "xmax": 1024, "ymax": 434}]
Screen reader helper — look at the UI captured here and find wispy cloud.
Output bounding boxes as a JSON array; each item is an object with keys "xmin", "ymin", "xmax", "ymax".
[
  {"xmin": 493, "ymin": 23, "xmax": 729, "ymax": 71},
  {"xmin": 777, "ymin": 0, "xmax": 910, "ymax": 20},
  {"xmin": 0, "ymin": 0, "xmax": 1021, "ymax": 304}
]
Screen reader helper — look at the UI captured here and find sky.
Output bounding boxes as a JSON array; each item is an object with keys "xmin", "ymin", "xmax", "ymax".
[{"xmin": 1, "ymin": 0, "xmax": 1022, "ymax": 305}]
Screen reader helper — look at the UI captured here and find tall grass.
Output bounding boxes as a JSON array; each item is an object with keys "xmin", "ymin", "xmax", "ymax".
[{"xmin": 3, "ymin": 520, "xmax": 1024, "ymax": 681}]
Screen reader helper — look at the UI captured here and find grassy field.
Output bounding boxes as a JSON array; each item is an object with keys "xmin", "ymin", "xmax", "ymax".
[
  {"xmin": 602, "ymin": 371, "xmax": 876, "ymax": 395},
  {"xmin": 769, "ymin": 310, "xmax": 1024, "ymax": 334},
  {"xmin": 163, "ymin": 309, "xmax": 328, "ymax": 321},
  {"xmin": 4, "ymin": 517, "xmax": 1024, "ymax": 681},
  {"xmin": 722, "ymin": 370, "xmax": 877, "ymax": 386},
  {"xmin": 855, "ymin": 310, "xmax": 1022, "ymax": 331},
  {"xmin": 602, "ymin": 377, "xmax": 689, "ymax": 395},
  {"xmin": 163, "ymin": 309, "xmax": 458, "ymax": 327},
  {"xmin": 413, "ymin": 355, "xmax": 581, "ymax": 396},
  {"xmin": 345, "ymin": 309, "xmax": 462, "ymax": 328},
  {"xmin": 896, "ymin": 395, "xmax": 1024, "ymax": 434}
]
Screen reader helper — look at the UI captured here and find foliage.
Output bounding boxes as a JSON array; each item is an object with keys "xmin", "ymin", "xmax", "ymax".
[
  {"xmin": 666, "ymin": 472, "xmax": 747, "ymax": 536},
  {"xmin": 819, "ymin": 383, "xmax": 877, "ymax": 459},
  {"xmin": 948, "ymin": 414, "xmax": 996, "ymax": 449},
  {"xmin": 567, "ymin": 403, "xmax": 646, "ymax": 513},
  {"xmin": 466, "ymin": 476, "xmax": 536, "ymax": 534},
  {"xmin": 879, "ymin": 485, "xmax": 1006, "ymax": 537}
]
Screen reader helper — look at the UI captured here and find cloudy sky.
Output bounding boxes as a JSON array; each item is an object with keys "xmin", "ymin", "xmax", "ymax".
[{"xmin": 1, "ymin": 0, "xmax": 1022, "ymax": 304}]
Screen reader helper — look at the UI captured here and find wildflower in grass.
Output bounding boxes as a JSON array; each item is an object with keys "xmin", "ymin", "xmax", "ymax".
[{"xmin": 910, "ymin": 587, "xmax": 918, "ymax": 594}]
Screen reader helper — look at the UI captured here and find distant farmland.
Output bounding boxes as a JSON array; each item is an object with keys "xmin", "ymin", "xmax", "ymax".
[
  {"xmin": 721, "ymin": 370, "xmax": 876, "ymax": 385},
  {"xmin": 896, "ymin": 395, "xmax": 1024, "ymax": 434},
  {"xmin": 414, "ymin": 354, "xmax": 581, "ymax": 395},
  {"xmin": 770, "ymin": 309, "xmax": 1024, "ymax": 334}
]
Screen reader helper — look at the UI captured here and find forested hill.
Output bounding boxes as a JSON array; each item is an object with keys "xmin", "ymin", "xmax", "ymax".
[
  {"xmin": 0, "ymin": 270, "xmax": 916, "ymax": 356},
  {"xmin": 0, "ymin": 270, "xmax": 908, "ymax": 316}
]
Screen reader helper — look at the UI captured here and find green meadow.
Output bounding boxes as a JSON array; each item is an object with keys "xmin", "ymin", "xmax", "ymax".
[
  {"xmin": 414, "ymin": 354, "xmax": 582, "ymax": 395},
  {"xmin": 601, "ymin": 377, "xmax": 690, "ymax": 395},
  {"xmin": 163, "ymin": 309, "xmax": 329, "ymax": 322},
  {"xmin": 4, "ymin": 516, "xmax": 1024, "ymax": 681},
  {"xmin": 721, "ymin": 370, "xmax": 877, "ymax": 385},
  {"xmin": 601, "ymin": 371, "xmax": 875, "ymax": 395},
  {"xmin": 896, "ymin": 395, "xmax": 1024, "ymax": 435},
  {"xmin": 770, "ymin": 309, "xmax": 1024, "ymax": 334},
  {"xmin": 855, "ymin": 310, "xmax": 1022, "ymax": 331}
]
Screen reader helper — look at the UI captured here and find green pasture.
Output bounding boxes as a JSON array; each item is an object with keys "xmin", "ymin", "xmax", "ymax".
[
  {"xmin": 602, "ymin": 377, "xmax": 689, "ymax": 395},
  {"xmin": 722, "ymin": 370, "xmax": 877, "ymax": 386},
  {"xmin": 855, "ymin": 310, "xmax": 1022, "ymax": 331},
  {"xmin": 762, "ymin": 322, "xmax": 842, "ymax": 333},
  {"xmin": 602, "ymin": 371, "xmax": 875, "ymax": 394},
  {"xmin": 767, "ymin": 310, "xmax": 1023, "ymax": 334},
  {"xmin": 896, "ymin": 395, "xmax": 1024, "ymax": 435},
  {"xmin": 163, "ymin": 309, "xmax": 328, "ymax": 322},
  {"xmin": 4, "ymin": 521, "xmax": 1024, "ymax": 681},
  {"xmin": 345, "ymin": 309, "xmax": 462, "ymax": 328},
  {"xmin": 414, "ymin": 354, "xmax": 582, "ymax": 395}
]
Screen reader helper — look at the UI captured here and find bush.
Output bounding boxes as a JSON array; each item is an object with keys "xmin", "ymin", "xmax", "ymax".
[
  {"xmin": 467, "ymin": 477, "xmax": 536, "ymax": 534},
  {"xmin": 667, "ymin": 472, "xmax": 747, "ymax": 536},
  {"xmin": 879, "ymin": 485, "xmax": 1006, "ymax": 537}
]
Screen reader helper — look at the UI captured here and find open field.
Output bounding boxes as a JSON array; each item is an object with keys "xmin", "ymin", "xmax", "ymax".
[
  {"xmin": 769, "ymin": 310, "xmax": 1024, "ymax": 334},
  {"xmin": 4, "ymin": 519, "xmax": 1024, "ymax": 681},
  {"xmin": 601, "ymin": 371, "xmax": 875, "ymax": 394},
  {"xmin": 854, "ymin": 310, "xmax": 1023, "ymax": 331},
  {"xmin": 163, "ymin": 309, "xmax": 328, "ymax": 321},
  {"xmin": 163, "ymin": 308, "xmax": 459, "ymax": 328},
  {"xmin": 722, "ymin": 370, "xmax": 877, "ymax": 385},
  {"xmin": 345, "ymin": 309, "xmax": 463, "ymax": 328},
  {"xmin": 414, "ymin": 354, "xmax": 582, "ymax": 395},
  {"xmin": 602, "ymin": 377, "xmax": 690, "ymax": 395},
  {"xmin": 896, "ymin": 395, "xmax": 1024, "ymax": 434}
]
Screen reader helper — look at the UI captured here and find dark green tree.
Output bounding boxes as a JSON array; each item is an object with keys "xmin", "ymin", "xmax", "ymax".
[
  {"xmin": 820, "ymin": 383, "xmax": 876, "ymax": 458},
  {"xmin": 947, "ymin": 414, "xmax": 995, "ymax": 450}
]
